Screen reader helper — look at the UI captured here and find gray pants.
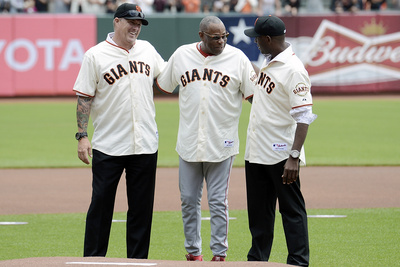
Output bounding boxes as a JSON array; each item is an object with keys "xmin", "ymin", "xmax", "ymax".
[{"xmin": 179, "ymin": 156, "xmax": 235, "ymax": 257}]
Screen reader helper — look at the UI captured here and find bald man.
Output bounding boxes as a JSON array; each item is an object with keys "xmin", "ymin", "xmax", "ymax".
[{"xmin": 156, "ymin": 16, "xmax": 257, "ymax": 261}]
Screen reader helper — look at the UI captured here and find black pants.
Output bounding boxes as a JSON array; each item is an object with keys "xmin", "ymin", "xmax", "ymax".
[
  {"xmin": 84, "ymin": 149, "xmax": 157, "ymax": 259},
  {"xmin": 245, "ymin": 160, "xmax": 309, "ymax": 266}
]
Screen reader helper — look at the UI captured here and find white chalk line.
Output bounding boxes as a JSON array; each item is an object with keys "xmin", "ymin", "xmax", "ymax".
[
  {"xmin": 308, "ymin": 215, "xmax": 347, "ymax": 218},
  {"xmin": 66, "ymin": 262, "xmax": 157, "ymax": 266},
  {"xmin": 0, "ymin": 222, "xmax": 28, "ymax": 225}
]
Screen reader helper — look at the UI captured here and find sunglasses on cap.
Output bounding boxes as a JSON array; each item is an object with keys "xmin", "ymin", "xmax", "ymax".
[{"xmin": 119, "ymin": 10, "xmax": 145, "ymax": 19}]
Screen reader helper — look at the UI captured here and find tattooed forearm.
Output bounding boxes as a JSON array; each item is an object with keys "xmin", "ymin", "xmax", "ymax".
[{"xmin": 77, "ymin": 96, "xmax": 93, "ymax": 132}]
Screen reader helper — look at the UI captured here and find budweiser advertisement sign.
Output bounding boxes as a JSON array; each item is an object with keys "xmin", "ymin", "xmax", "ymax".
[{"xmin": 224, "ymin": 14, "xmax": 400, "ymax": 94}]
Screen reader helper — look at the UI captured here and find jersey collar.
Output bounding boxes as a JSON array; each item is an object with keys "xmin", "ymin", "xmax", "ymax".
[
  {"xmin": 197, "ymin": 42, "xmax": 213, "ymax": 58},
  {"xmin": 106, "ymin": 32, "xmax": 135, "ymax": 52}
]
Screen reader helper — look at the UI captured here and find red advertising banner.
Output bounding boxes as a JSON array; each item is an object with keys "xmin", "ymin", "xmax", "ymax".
[
  {"xmin": 223, "ymin": 13, "xmax": 400, "ymax": 94},
  {"xmin": 0, "ymin": 15, "xmax": 96, "ymax": 97},
  {"xmin": 1, "ymin": 14, "xmax": 399, "ymax": 96},
  {"xmin": 287, "ymin": 14, "xmax": 400, "ymax": 94}
]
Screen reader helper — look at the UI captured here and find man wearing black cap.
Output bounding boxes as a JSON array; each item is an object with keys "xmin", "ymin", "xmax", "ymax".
[
  {"xmin": 73, "ymin": 3, "xmax": 165, "ymax": 259},
  {"xmin": 243, "ymin": 15, "xmax": 317, "ymax": 266}
]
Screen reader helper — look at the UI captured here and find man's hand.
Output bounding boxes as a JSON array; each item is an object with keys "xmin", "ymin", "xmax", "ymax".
[
  {"xmin": 282, "ymin": 122, "xmax": 309, "ymax": 184},
  {"xmin": 282, "ymin": 157, "xmax": 299, "ymax": 184},
  {"xmin": 77, "ymin": 137, "xmax": 92, "ymax": 165}
]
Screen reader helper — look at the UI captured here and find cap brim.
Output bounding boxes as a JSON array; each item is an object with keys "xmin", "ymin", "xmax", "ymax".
[
  {"xmin": 124, "ymin": 17, "xmax": 149, "ymax": 25},
  {"xmin": 244, "ymin": 28, "xmax": 261, "ymax": 37}
]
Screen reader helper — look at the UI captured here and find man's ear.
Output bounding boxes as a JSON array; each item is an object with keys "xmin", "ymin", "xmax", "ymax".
[{"xmin": 199, "ymin": 31, "xmax": 205, "ymax": 40}]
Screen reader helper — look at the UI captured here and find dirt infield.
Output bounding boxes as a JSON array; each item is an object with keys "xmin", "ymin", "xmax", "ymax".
[
  {"xmin": 1, "ymin": 167, "xmax": 399, "ymax": 215},
  {"xmin": 1, "ymin": 166, "xmax": 399, "ymax": 266}
]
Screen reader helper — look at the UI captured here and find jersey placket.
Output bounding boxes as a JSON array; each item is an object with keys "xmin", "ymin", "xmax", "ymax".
[
  {"xmin": 129, "ymin": 53, "xmax": 139, "ymax": 153},
  {"xmin": 196, "ymin": 60, "xmax": 211, "ymax": 161},
  {"xmin": 248, "ymin": 84, "xmax": 264, "ymax": 161}
]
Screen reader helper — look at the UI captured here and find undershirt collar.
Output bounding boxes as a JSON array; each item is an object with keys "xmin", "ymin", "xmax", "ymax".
[
  {"xmin": 197, "ymin": 42, "xmax": 213, "ymax": 58},
  {"xmin": 106, "ymin": 32, "xmax": 135, "ymax": 51}
]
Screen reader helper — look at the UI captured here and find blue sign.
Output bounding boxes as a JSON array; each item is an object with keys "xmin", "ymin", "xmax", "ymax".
[{"xmin": 220, "ymin": 16, "xmax": 262, "ymax": 64}]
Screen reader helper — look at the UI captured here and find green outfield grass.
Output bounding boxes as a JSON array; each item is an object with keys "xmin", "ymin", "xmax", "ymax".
[
  {"xmin": 0, "ymin": 97, "xmax": 399, "ymax": 168},
  {"xmin": 1, "ymin": 208, "xmax": 399, "ymax": 265},
  {"xmin": 1, "ymin": 97, "xmax": 399, "ymax": 265}
]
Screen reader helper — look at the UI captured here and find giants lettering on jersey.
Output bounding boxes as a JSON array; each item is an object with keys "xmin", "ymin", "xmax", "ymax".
[
  {"xmin": 180, "ymin": 68, "xmax": 230, "ymax": 87},
  {"xmin": 103, "ymin": 60, "xmax": 151, "ymax": 85},
  {"xmin": 257, "ymin": 72, "xmax": 275, "ymax": 94}
]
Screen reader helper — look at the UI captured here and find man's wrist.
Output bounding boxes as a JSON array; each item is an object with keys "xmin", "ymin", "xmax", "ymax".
[
  {"xmin": 75, "ymin": 132, "xmax": 88, "ymax": 141},
  {"xmin": 289, "ymin": 150, "xmax": 300, "ymax": 159}
]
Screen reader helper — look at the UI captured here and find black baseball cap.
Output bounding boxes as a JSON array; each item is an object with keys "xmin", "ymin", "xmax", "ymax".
[
  {"xmin": 244, "ymin": 15, "xmax": 286, "ymax": 37},
  {"xmin": 114, "ymin": 3, "xmax": 148, "ymax": 26}
]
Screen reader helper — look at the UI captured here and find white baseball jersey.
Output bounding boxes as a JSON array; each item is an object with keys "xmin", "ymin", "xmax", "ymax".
[
  {"xmin": 156, "ymin": 42, "xmax": 256, "ymax": 162},
  {"xmin": 73, "ymin": 33, "xmax": 165, "ymax": 156},
  {"xmin": 245, "ymin": 44, "xmax": 313, "ymax": 165}
]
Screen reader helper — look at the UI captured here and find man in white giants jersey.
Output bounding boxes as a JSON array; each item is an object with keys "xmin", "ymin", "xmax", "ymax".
[
  {"xmin": 244, "ymin": 16, "xmax": 317, "ymax": 266},
  {"xmin": 156, "ymin": 16, "xmax": 257, "ymax": 262},
  {"xmin": 73, "ymin": 3, "xmax": 165, "ymax": 259}
]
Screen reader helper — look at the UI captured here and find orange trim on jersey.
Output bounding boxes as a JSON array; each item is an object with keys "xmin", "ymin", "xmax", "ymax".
[
  {"xmin": 292, "ymin": 103, "xmax": 313, "ymax": 109},
  {"xmin": 196, "ymin": 42, "xmax": 212, "ymax": 58},
  {"xmin": 73, "ymin": 90, "xmax": 94, "ymax": 97},
  {"xmin": 154, "ymin": 79, "xmax": 173, "ymax": 94},
  {"xmin": 106, "ymin": 40, "xmax": 130, "ymax": 53},
  {"xmin": 245, "ymin": 94, "xmax": 254, "ymax": 100}
]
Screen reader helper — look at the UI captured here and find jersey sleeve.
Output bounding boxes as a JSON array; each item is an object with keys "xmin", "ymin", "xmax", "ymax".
[
  {"xmin": 239, "ymin": 54, "xmax": 257, "ymax": 100},
  {"xmin": 152, "ymin": 47, "xmax": 167, "ymax": 79},
  {"xmin": 287, "ymin": 70, "xmax": 313, "ymax": 109},
  {"xmin": 155, "ymin": 52, "xmax": 179, "ymax": 94},
  {"xmin": 73, "ymin": 51, "xmax": 98, "ymax": 97}
]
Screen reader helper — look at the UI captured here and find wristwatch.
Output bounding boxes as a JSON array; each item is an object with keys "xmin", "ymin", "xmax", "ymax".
[
  {"xmin": 290, "ymin": 150, "xmax": 300, "ymax": 159},
  {"xmin": 75, "ymin": 132, "xmax": 88, "ymax": 141}
]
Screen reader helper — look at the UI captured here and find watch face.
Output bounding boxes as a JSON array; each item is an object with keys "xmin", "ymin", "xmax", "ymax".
[
  {"xmin": 76, "ymin": 132, "xmax": 88, "ymax": 140},
  {"xmin": 75, "ymin": 132, "xmax": 86, "ymax": 140},
  {"xmin": 291, "ymin": 150, "xmax": 300, "ymax": 158}
]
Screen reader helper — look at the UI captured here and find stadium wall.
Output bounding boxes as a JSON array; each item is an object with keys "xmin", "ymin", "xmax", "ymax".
[{"xmin": 1, "ymin": 13, "xmax": 399, "ymax": 97}]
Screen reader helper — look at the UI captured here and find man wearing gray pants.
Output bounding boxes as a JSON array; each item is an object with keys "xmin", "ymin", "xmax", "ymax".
[{"xmin": 155, "ymin": 16, "xmax": 256, "ymax": 261}]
